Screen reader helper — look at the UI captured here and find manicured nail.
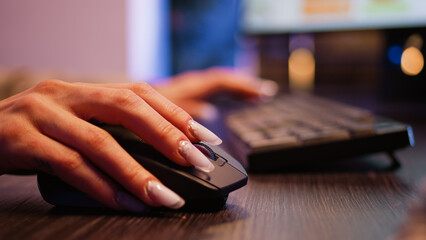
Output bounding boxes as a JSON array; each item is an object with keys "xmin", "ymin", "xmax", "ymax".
[
  {"xmin": 116, "ymin": 191, "xmax": 149, "ymax": 213},
  {"xmin": 189, "ymin": 120, "xmax": 222, "ymax": 145},
  {"xmin": 147, "ymin": 180, "xmax": 185, "ymax": 209},
  {"xmin": 179, "ymin": 140, "xmax": 215, "ymax": 172},
  {"xmin": 259, "ymin": 79, "xmax": 279, "ymax": 97}
]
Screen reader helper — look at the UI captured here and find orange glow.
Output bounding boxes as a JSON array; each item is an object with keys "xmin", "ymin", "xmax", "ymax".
[
  {"xmin": 288, "ymin": 48, "xmax": 315, "ymax": 92},
  {"xmin": 405, "ymin": 34, "xmax": 423, "ymax": 50},
  {"xmin": 304, "ymin": 0, "xmax": 350, "ymax": 14},
  {"xmin": 401, "ymin": 47, "xmax": 424, "ymax": 76}
]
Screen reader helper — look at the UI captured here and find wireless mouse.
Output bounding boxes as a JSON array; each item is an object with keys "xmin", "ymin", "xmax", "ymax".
[{"xmin": 37, "ymin": 125, "xmax": 248, "ymax": 211}]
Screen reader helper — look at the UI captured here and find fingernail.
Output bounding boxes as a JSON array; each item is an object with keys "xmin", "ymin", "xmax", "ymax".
[
  {"xmin": 259, "ymin": 79, "xmax": 279, "ymax": 97},
  {"xmin": 147, "ymin": 180, "xmax": 185, "ymax": 209},
  {"xmin": 116, "ymin": 191, "xmax": 149, "ymax": 213},
  {"xmin": 179, "ymin": 140, "xmax": 215, "ymax": 172},
  {"xmin": 189, "ymin": 120, "xmax": 222, "ymax": 145}
]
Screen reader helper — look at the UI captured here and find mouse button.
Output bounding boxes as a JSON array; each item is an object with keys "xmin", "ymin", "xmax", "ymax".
[
  {"xmin": 193, "ymin": 142, "xmax": 229, "ymax": 168},
  {"xmin": 127, "ymin": 142, "xmax": 183, "ymax": 169},
  {"xmin": 193, "ymin": 143, "xmax": 217, "ymax": 161},
  {"xmin": 188, "ymin": 168, "xmax": 211, "ymax": 181},
  {"xmin": 207, "ymin": 164, "xmax": 248, "ymax": 192},
  {"xmin": 203, "ymin": 144, "xmax": 247, "ymax": 175},
  {"xmin": 131, "ymin": 152, "xmax": 186, "ymax": 175},
  {"xmin": 215, "ymin": 156, "xmax": 227, "ymax": 167}
]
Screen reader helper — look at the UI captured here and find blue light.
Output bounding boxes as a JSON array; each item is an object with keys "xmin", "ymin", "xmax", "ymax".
[
  {"xmin": 387, "ymin": 45, "xmax": 403, "ymax": 65},
  {"xmin": 127, "ymin": 0, "xmax": 170, "ymax": 83}
]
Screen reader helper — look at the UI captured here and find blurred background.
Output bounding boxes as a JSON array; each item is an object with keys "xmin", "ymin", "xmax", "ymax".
[
  {"xmin": 0, "ymin": 0, "xmax": 425, "ymax": 108},
  {"xmin": 241, "ymin": 0, "xmax": 426, "ymax": 103}
]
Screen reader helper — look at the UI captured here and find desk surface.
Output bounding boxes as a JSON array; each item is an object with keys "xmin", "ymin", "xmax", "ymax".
[{"xmin": 1, "ymin": 113, "xmax": 426, "ymax": 240}]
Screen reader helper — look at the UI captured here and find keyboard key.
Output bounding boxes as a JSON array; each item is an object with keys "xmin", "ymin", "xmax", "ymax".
[
  {"xmin": 299, "ymin": 129, "xmax": 350, "ymax": 145},
  {"xmin": 240, "ymin": 131, "xmax": 265, "ymax": 142},
  {"xmin": 249, "ymin": 136, "xmax": 301, "ymax": 152}
]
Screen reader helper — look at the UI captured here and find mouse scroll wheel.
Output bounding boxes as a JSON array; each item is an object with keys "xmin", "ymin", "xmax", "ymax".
[{"xmin": 194, "ymin": 143, "xmax": 218, "ymax": 161}]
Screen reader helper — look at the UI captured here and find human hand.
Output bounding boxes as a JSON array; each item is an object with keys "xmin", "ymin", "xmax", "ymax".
[
  {"xmin": 0, "ymin": 80, "xmax": 223, "ymax": 212},
  {"xmin": 154, "ymin": 67, "xmax": 278, "ymax": 121}
]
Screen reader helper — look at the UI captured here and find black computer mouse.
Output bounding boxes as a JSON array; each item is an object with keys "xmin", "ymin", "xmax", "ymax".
[{"xmin": 37, "ymin": 125, "xmax": 248, "ymax": 212}]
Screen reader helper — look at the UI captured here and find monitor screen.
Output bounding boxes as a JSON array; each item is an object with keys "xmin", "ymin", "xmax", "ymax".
[{"xmin": 243, "ymin": 0, "xmax": 426, "ymax": 34}]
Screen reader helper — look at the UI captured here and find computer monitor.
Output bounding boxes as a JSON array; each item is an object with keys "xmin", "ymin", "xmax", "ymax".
[
  {"xmin": 243, "ymin": 0, "xmax": 426, "ymax": 34},
  {"xmin": 242, "ymin": 0, "xmax": 426, "ymax": 100}
]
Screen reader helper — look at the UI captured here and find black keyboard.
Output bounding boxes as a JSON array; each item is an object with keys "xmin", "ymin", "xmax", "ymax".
[{"xmin": 225, "ymin": 94, "xmax": 415, "ymax": 172}]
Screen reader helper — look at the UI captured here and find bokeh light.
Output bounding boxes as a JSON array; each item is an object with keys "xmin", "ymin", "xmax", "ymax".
[
  {"xmin": 401, "ymin": 46, "xmax": 424, "ymax": 76},
  {"xmin": 288, "ymin": 48, "xmax": 315, "ymax": 92},
  {"xmin": 387, "ymin": 45, "xmax": 403, "ymax": 65}
]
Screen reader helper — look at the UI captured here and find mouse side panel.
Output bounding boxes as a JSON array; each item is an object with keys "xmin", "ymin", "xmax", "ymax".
[
  {"xmin": 37, "ymin": 172, "xmax": 227, "ymax": 211},
  {"xmin": 37, "ymin": 172, "xmax": 102, "ymax": 208}
]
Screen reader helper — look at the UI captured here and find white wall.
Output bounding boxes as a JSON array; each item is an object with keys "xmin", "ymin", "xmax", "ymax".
[{"xmin": 0, "ymin": 0, "xmax": 168, "ymax": 81}]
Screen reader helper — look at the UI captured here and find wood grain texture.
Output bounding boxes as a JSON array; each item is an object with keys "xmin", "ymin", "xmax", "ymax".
[{"xmin": 1, "ymin": 125, "xmax": 425, "ymax": 240}]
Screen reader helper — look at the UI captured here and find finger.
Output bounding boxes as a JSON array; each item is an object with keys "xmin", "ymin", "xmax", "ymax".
[
  {"xmin": 34, "ymin": 80, "xmax": 215, "ymax": 172},
  {"xmin": 20, "ymin": 129, "xmax": 149, "ymax": 212},
  {"xmin": 207, "ymin": 68, "xmax": 279, "ymax": 98},
  {"xmin": 169, "ymin": 68, "xmax": 279, "ymax": 99},
  {"xmin": 18, "ymin": 89, "xmax": 187, "ymax": 209},
  {"xmin": 40, "ymin": 81, "xmax": 212, "ymax": 171},
  {"xmin": 203, "ymin": 68, "xmax": 269, "ymax": 98},
  {"xmin": 36, "ymin": 110, "xmax": 187, "ymax": 209},
  {"xmin": 75, "ymin": 82, "xmax": 223, "ymax": 146}
]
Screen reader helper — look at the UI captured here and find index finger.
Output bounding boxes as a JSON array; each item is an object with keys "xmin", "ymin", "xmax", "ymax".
[
  {"xmin": 76, "ymin": 82, "xmax": 223, "ymax": 146},
  {"xmin": 61, "ymin": 82, "xmax": 217, "ymax": 172}
]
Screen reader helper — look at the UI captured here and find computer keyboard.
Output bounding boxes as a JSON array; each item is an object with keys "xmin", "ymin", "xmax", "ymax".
[{"xmin": 225, "ymin": 94, "xmax": 415, "ymax": 172}]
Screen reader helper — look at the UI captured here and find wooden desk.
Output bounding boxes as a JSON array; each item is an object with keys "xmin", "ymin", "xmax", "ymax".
[{"xmin": 1, "ymin": 125, "xmax": 425, "ymax": 240}]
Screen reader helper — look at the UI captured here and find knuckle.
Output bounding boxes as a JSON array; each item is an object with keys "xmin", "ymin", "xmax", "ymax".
[
  {"xmin": 56, "ymin": 153, "xmax": 84, "ymax": 172},
  {"xmin": 14, "ymin": 94, "xmax": 44, "ymax": 113},
  {"xmin": 44, "ymin": 147, "xmax": 84, "ymax": 172},
  {"xmin": 0, "ymin": 119, "xmax": 25, "ymax": 143},
  {"xmin": 3, "ymin": 121, "xmax": 21, "ymax": 137},
  {"xmin": 165, "ymin": 102, "xmax": 187, "ymax": 119},
  {"xmin": 84, "ymin": 127, "xmax": 112, "ymax": 150},
  {"xmin": 33, "ymin": 79, "xmax": 66, "ymax": 94},
  {"xmin": 114, "ymin": 89, "xmax": 143, "ymax": 108},
  {"xmin": 131, "ymin": 82, "xmax": 154, "ymax": 96},
  {"xmin": 123, "ymin": 167, "xmax": 144, "ymax": 186},
  {"xmin": 157, "ymin": 122, "xmax": 179, "ymax": 140}
]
